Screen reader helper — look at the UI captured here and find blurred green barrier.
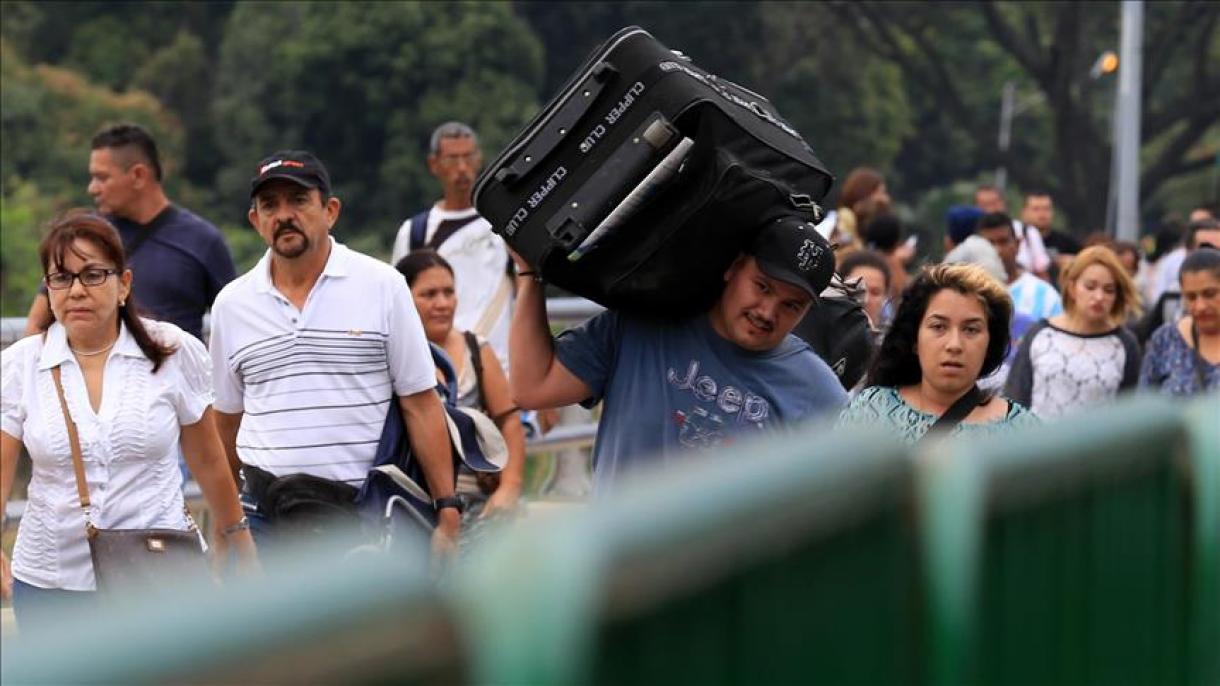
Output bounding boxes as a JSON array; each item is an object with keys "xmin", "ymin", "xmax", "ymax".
[
  {"xmin": 2, "ymin": 394, "xmax": 1214, "ymax": 685},
  {"xmin": 1184, "ymin": 397, "xmax": 1219, "ymax": 686},
  {"xmin": 451, "ymin": 394, "xmax": 1217, "ymax": 685},
  {"xmin": 452, "ymin": 425, "xmax": 918, "ymax": 685},
  {"xmin": 920, "ymin": 394, "xmax": 1219, "ymax": 686},
  {"xmin": 0, "ymin": 532, "xmax": 462, "ymax": 685}
]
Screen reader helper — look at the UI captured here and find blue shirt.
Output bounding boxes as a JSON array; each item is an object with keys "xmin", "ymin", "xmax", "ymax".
[
  {"xmin": 1139, "ymin": 322, "xmax": 1220, "ymax": 396},
  {"xmin": 1008, "ymin": 271, "xmax": 1063, "ymax": 321},
  {"xmin": 114, "ymin": 205, "xmax": 236, "ymax": 339},
  {"xmin": 554, "ymin": 311, "xmax": 847, "ymax": 493}
]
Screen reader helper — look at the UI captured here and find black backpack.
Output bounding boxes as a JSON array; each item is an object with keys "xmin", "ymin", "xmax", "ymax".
[{"xmin": 791, "ymin": 274, "xmax": 875, "ymax": 391}]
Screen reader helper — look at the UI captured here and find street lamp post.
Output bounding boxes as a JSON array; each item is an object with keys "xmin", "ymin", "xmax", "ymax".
[{"xmin": 1110, "ymin": 0, "xmax": 1143, "ymax": 242}]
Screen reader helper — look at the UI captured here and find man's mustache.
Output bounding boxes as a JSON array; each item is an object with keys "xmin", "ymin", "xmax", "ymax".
[
  {"xmin": 274, "ymin": 222, "xmax": 303, "ymax": 238},
  {"xmin": 746, "ymin": 312, "xmax": 775, "ymax": 332}
]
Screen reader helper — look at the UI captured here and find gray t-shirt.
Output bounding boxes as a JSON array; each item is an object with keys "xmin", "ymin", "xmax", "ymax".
[{"xmin": 555, "ymin": 311, "xmax": 847, "ymax": 493}]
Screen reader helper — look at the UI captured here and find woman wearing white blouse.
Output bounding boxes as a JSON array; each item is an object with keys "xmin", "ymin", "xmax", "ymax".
[
  {"xmin": 1, "ymin": 211, "xmax": 257, "ymax": 625},
  {"xmin": 1005, "ymin": 246, "xmax": 1143, "ymax": 419}
]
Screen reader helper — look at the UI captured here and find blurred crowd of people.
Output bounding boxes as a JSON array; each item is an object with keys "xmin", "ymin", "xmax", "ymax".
[{"xmin": 818, "ymin": 167, "xmax": 1220, "ymax": 409}]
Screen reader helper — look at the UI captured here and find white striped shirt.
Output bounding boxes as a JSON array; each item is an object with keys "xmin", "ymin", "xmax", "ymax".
[
  {"xmin": 1008, "ymin": 271, "xmax": 1063, "ymax": 321},
  {"xmin": 209, "ymin": 239, "xmax": 435, "ymax": 485}
]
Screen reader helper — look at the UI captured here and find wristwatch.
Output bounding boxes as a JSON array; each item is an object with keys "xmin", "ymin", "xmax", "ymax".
[{"xmin": 433, "ymin": 496, "xmax": 464, "ymax": 513}]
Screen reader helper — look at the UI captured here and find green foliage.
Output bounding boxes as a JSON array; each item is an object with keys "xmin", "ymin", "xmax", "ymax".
[
  {"xmin": 132, "ymin": 31, "xmax": 217, "ymax": 182},
  {"xmin": 63, "ymin": 15, "xmax": 154, "ymax": 90},
  {"xmin": 515, "ymin": 2, "xmax": 915, "ymax": 199},
  {"xmin": 211, "ymin": 1, "xmax": 545, "ymax": 249},
  {"xmin": 0, "ymin": 40, "xmax": 186, "ymax": 202},
  {"xmin": 1, "ymin": 1, "xmax": 236, "ymax": 198},
  {"xmin": 759, "ymin": 4, "xmax": 913, "ymax": 186},
  {"xmin": 218, "ymin": 223, "xmax": 267, "ymax": 276},
  {"xmin": 0, "ymin": 180, "xmax": 57, "ymax": 316}
]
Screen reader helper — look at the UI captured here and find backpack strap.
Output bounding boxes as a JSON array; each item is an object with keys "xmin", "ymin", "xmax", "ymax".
[
  {"xmin": 463, "ymin": 330, "xmax": 488, "ymax": 411},
  {"xmin": 408, "ymin": 209, "xmax": 430, "ymax": 252},
  {"xmin": 428, "ymin": 215, "xmax": 480, "ymax": 250},
  {"xmin": 122, "ymin": 205, "xmax": 174, "ymax": 258},
  {"xmin": 921, "ymin": 384, "xmax": 985, "ymax": 441}
]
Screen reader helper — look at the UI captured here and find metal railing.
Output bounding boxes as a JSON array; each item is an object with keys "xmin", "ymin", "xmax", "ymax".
[
  {"xmin": 1, "ymin": 298, "xmax": 604, "ymax": 523},
  {"xmin": 0, "ymin": 297, "xmax": 603, "ymax": 349},
  {"xmin": 3, "ymin": 416, "xmax": 597, "ymax": 525}
]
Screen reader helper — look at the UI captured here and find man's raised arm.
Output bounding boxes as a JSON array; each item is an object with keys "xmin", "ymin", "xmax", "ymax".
[{"xmin": 508, "ymin": 264, "xmax": 592, "ymax": 410}]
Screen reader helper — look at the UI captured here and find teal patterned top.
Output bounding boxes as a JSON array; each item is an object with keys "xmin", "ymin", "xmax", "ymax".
[{"xmin": 837, "ymin": 386, "xmax": 1039, "ymax": 445}]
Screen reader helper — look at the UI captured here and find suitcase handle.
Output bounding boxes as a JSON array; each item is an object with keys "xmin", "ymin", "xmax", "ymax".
[
  {"xmin": 494, "ymin": 62, "xmax": 619, "ymax": 186},
  {"xmin": 543, "ymin": 113, "xmax": 678, "ymax": 252}
]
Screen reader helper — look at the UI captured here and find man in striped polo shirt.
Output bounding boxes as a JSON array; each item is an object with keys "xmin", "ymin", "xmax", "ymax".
[{"xmin": 210, "ymin": 151, "xmax": 460, "ymax": 554}]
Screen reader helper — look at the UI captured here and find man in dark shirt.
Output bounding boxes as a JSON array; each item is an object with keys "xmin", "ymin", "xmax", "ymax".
[
  {"xmin": 23, "ymin": 123, "xmax": 235, "ymax": 340},
  {"xmin": 1021, "ymin": 191, "xmax": 1079, "ymax": 283}
]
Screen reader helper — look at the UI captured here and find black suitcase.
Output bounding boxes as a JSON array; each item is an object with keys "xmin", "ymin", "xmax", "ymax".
[{"xmin": 474, "ymin": 26, "xmax": 835, "ymax": 316}]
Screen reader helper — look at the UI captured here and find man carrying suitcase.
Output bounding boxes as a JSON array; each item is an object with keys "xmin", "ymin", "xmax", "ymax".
[{"xmin": 508, "ymin": 219, "xmax": 847, "ymax": 493}]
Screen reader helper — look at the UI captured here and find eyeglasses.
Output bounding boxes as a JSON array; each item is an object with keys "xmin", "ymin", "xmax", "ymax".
[
  {"xmin": 45, "ymin": 268, "xmax": 120, "ymax": 290},
  {"xmin": 435, "ymin": 152, "xmax": 480, "ymax": 168}
]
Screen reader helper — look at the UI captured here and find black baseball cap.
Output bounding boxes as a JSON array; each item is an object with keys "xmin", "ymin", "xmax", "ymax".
[
  {"xmin": 748, "ymin": 217, "xmax": 835, "ymax": 300},
  {"xmin": 250, "ymin": 150, "xmax": 331, "ymax": 198}
]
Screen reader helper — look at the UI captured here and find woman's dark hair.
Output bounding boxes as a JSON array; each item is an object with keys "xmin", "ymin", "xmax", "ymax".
[
  {"xmin": 863, "ymin": 213, "xmax": 903, "ymax": 253},
  {"xmin": 38, "ymin": 209, "xmax": 176, "ymax": 371},
  {"xmin": 1113, "ymin": 240, "xmax": 1141, "ymax": 261},
  {"xmin": 866, "ymin": 263, "xmax": 1013, "ymax": 388},
  {"xmin": 838, "ymin": 249, "xmax": 892, "ymax": 289},
  {"xmin": 1180, "ymin": 246, "xmax": 1220, "ymax": 282},
  {"xmin": 395, "ymin": 249, "xmax": 454, "ymax": 287}
]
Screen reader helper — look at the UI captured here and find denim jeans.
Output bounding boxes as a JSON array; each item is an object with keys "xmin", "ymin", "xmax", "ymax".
[
  {"xmin": 239, "ymin": 489, "xmax": 276, "ymax": 549},
  {"xmin": 11, "ymin": 577, "xmax": 96, "ymax": 630}
]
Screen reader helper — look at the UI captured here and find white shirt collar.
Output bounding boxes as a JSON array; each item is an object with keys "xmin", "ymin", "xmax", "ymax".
[
  {"xmin": 38, "ymin": 319, "xmax": 143, "ymax": 371},
  {"xmin": 253, "ymin": 237, "xmax": 349, "ymax": 294}
]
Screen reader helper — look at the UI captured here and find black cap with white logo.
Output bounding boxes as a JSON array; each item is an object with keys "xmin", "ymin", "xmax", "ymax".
[
  {"xmin": 748, "ymin": 216, "xmax": 835, "ymax": 300},
  {"xmin": 250, "ymin": 150, "xmax": 331, "ymax": 198}
]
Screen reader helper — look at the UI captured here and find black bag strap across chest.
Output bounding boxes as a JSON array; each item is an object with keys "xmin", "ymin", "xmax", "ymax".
[{"xmin": 921, "ymin": 384, "xmax": 986, "ymax": 442}]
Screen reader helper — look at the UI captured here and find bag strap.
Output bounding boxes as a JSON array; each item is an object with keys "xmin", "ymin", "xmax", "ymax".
[
  {"xmin": 463, "ymin": 330, "xmax": 488, "ymax": 411},
  {"xmin": 122, "ymin": 205, "xmax": 172, "ymax": 258},
  {"xmin": 428, "ymin": 215, "xmax": 479, "ymax": 251},
  {"xmin": 922, "ymin": 384, "xmax": 985, "ymax": 441},
  {"xmin": 472, "ymin": 273, "xmax": 513, "ymax": 340},
  {"xmin": 408, "ymin": 209, "xmax": 430, "ymax": 252},
  {"xmin": 50, "ymin": 365, "xmax": 96, "ymax": 536}
]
